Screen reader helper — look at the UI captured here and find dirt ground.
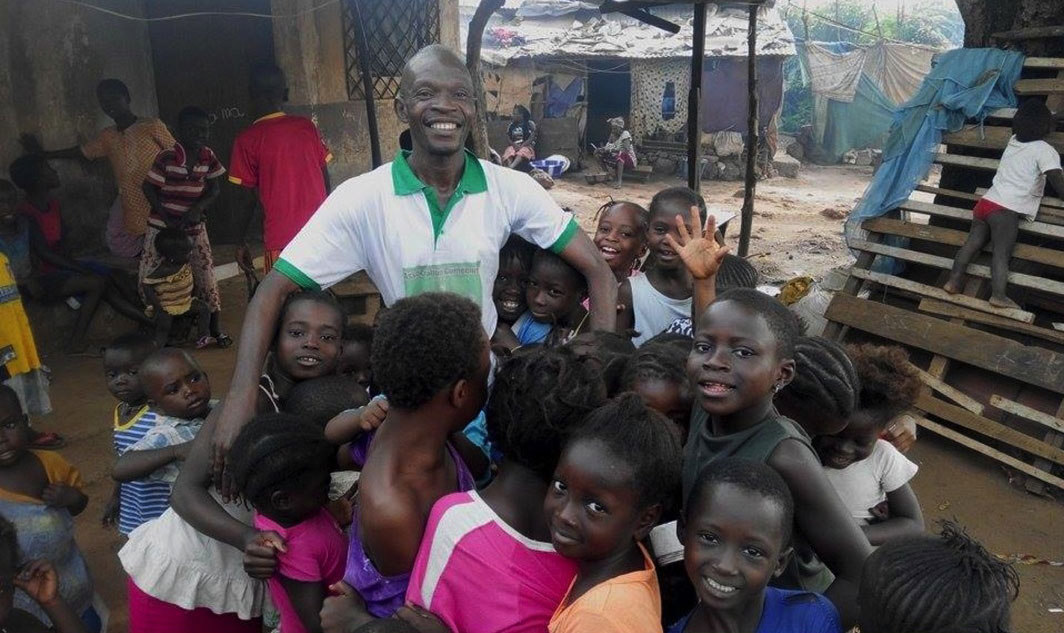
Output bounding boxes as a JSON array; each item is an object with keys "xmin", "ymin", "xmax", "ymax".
[
  {"xmin": 554, "ymin": 164, "xmax": 867, "ymax": 283},
  {"xmin": 32, "ymin": 164, "xmax": 1063, "ymax": 633}
]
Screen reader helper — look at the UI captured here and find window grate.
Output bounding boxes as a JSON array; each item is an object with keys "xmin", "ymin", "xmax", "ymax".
[{"xmin": 342, "ymin": 0, "xmax": 441, "ymax": 101}]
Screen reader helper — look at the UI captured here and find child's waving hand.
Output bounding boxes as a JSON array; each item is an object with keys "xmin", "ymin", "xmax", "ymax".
[{"xmin": 663, "ymin": 205, "xmax": 729, "ymax": 280}]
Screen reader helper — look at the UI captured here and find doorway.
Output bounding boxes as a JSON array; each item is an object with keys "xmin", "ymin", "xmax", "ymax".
[{"xmin": 585, "ymin": 60, "xmax": 631, "ymax": 149}]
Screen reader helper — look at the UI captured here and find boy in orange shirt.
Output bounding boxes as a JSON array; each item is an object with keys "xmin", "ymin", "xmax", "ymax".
[{"xmin": 545, "ymin": 393, "xmax": 682, "ymax": 633}]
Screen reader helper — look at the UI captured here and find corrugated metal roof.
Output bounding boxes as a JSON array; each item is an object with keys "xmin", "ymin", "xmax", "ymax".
[{"xmin": 464, "ymin": 2, "xmax": 796, "ymax": 65}]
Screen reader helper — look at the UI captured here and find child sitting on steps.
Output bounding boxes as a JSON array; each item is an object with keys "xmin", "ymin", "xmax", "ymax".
[{"xmin": 944, "ymin": 99, "xmax": 1064, "ymax": 308}]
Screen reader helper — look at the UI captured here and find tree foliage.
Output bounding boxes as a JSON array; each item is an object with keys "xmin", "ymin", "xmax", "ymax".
[{"xmin": 783, "ymin": 0, "xmax": 964, "ymax": 49}]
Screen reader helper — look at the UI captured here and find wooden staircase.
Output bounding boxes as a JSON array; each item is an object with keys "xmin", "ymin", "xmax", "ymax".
[{"xmin": 824, "ymin": 54, "xmax": 1064, "ymax": 493}]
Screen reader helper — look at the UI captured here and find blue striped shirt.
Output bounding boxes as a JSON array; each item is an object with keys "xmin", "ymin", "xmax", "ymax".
[{"xmin": 113, "ymin": 405, "xmax": 172, "ymax": 535}]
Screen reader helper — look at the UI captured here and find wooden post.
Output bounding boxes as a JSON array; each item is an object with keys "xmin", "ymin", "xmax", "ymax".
[
  {"xmin": 738, "ymin": 3, "xmax": 759, "ymax": 257},
  {"xmin": 466, "ymin": 0, "xmax": 506, "ymax": 160},
  {"xmin": 352, "ymin": 0, "xmax": 381, "ymax": 168},
  {"xmin": 687, "ymin": 1, "xmax": 707, "ymax": 192}
]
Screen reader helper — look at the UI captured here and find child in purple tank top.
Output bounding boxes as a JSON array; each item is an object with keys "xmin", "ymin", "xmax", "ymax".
[{"xmin": 320, "ymin": 293, "xmax": 492, "ymax": 628}]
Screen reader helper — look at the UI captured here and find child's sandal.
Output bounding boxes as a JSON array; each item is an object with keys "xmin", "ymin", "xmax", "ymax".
[
  {"xmin": 216, "ymin": 333, "xmax": 233, "ymax": 348},
  {"xmin": 195, "ymin": 335, "xmax": 218, "ymax": 349}
]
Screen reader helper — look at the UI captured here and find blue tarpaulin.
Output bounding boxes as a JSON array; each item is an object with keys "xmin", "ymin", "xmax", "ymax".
[
  {"xmin": 820, "ymin": 73, "xmax": 897, "ymax": 163},
  {"xmin": 844, "ymin": 48, "xmax": 1025, "ymax": 271}
]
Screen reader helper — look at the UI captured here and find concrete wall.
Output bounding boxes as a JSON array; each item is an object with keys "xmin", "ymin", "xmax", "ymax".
[
  {"xmin": 0, "ymin": 0, "xmax": 157, "ymax": 254},
  {"xmin": 147, "ymin": 0, "xmax": 276, "ymax": 245},
  {"xmin": 271, "ymin": 0, "xmax": 460, "ymax": 181}
]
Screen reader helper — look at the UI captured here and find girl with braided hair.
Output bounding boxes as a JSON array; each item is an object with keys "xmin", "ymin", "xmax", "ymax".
[
  {"xmin": 592, "ymin": 200, "xmax": 649, "ymax": 282},
  {"xmin": 620, "ymin": 343, "xmax": 693, "ymax": 438},
  {"xmin": 229, "ymin": 414, "xmax": 346, "ymax": 633},
  {"xmin": 775, "ymin": 336, "xmax": 860, "ymax": 438},
  {"xmin": 858, "ymin": 520, "xmax": 1019, "ymax": 633}
]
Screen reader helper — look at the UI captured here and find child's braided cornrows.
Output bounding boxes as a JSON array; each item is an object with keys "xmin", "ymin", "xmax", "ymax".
[
  {"xmin": 620, "ymin": 344, "xmax": 688, "ymax": 394},
  {"xmin": 779, "ymin": 336, "xmax": 860, "ymax": 423},
  {"xmin": 593, "ymin": 199, "xmax": 650, "ymax": 231},
  {"xmin": 859, "ymin": 520, "xmax": 1019, "ymax": 633},
  {"xmin": 716, "ymin": 254, "xmax": 759, "ymax": 293},
  {"xmin": 228, "ymin": 413, "xmax": 335, "ymax": 508},
  {"xmin": 486, "ymin": 347, "xmax": 606, "ymax": 481},
  {"xmin": 569, "ymin": 393, "xmax": 683, "ymax": 508}
]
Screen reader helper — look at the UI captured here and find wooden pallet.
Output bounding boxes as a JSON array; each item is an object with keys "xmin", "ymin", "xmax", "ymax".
[{"xmin": 826, "ymin": 55, "xmax": 1064, "ymax": 493}]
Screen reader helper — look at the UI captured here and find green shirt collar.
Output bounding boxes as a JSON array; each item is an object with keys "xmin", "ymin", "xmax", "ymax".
[{"xmin": 391, "ymin": 149, "xmax": 487, "ymax": 196}]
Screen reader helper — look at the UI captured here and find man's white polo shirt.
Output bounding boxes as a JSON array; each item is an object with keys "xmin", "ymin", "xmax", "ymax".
[{"xmin": 274, "ymin": 150, "xmax": 578, "ymax": 335}]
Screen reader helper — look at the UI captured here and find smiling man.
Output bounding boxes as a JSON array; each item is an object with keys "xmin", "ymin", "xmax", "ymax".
[{"xmin": 210, "ymin": 45, "xmax": 616, "ymax": 463}]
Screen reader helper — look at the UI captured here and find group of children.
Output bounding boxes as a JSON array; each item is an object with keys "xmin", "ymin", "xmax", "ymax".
[
  {"xmin": 2, "ymin": 80, "xmax": 232, "ymax": 356},
  {"xmin": 2, "ymin": 98, "xmax": 1052, "ymax": 632},
  {"xmin": 0, "ymin": 178, "xmax": 1024, "ymax": 633}
]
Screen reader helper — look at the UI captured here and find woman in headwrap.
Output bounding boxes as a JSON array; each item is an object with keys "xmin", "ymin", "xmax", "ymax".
[
  {"xmin": 595, "ymin": 117, "xmax": 636, "ymax": 189},
  {"xmin": 502, "ymin": 105, "xmax": 537, "ymax": 172}
]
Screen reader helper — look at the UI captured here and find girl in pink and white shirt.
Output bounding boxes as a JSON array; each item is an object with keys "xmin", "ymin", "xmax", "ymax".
[{"xmin": 406, "ymin": 347, "xmax": 607, "ymax": 633}]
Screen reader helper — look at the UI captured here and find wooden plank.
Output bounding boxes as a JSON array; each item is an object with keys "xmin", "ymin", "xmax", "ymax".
[
  {"xmin": 847, "ymin": 268, "xmax": 1036, "ymax": 323},
  {"xmin": 862, "ymin": 217, "xmax": 1064, "ymax": 269},
  {"xmin": 1015, "ymin": 78, "xmax": 1064, "ymax": 96},
  {"xmin": 915, "ymin": 416, "xmax": 1064, "ymax": 490},
  {"xmin": 849, "ymin": 238, "xmax": 1064, "ymax": 296},
  {"xmin": 918, "ymin": 298, "xmax": 1064, "ymax": 346},
  {"xmin": 823, "ymin": 228, "xmax": 883, "ymax": 341},
  {"xmin": 990, "ymin": 395, "xmax": 1064, "ymax": 433},
  {"xmin": 914, "ymin": 185, "xmax": 980, "ymax": 202},
  {"xmin": 917, "ymin": 394, "xmax": 1064, "ymax": 466},
  {"xmin": 994, "ymin": 26, "xmax": 1064, "ymax": 41},
  {"xmin": 825, "ymin": 293, "xmax": 1064, "ymax": 393},
  {"xmin": 1029, "ymin": 401, "xmax": 1064, "ymax": 495},
  {"xmin": 899, "ymin": 198, "xmax": 1064, "ymax": 239},
  {"xmin": 986, "ymin": 107, "xmax": 1017, "ymax": 120},
  {"xmin": 943, "ymin": 125, "xmax": 1064, "ymax": 153},
  {"xmin": 913, "ymin": 367, "xmax": 985, "ymax": 415},
  {"xmin": 1025, "ymin": 57, "xmax": 1064, "ymax": 70},
  {"xmin": 934, "ymin": 152, "xmax": 999, "ymax": 172},
  {"xmin": 913, "ymin": 186, "xmax": 1064, "ymax": 224}
]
